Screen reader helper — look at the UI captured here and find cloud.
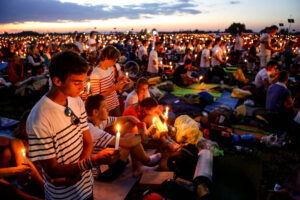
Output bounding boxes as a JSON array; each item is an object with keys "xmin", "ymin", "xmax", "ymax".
[
  {"xmin": 229, "ymin": 1, "xmax": 240, "ymax": 4},
  {"xmin": 0, "ymin": 0, "xmax": 201, "ymax": 24}
]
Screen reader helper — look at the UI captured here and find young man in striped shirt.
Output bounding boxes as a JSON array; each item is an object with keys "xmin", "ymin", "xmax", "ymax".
[
  {"xmin": 90, "ymin": 45, "xmax": 129, "ymax": 117},
  {"xmin": 26, "ymin": 51, "xmax": 120, "ymax": 200}
]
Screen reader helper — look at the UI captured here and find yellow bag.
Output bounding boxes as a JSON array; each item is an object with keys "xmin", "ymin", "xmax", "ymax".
[
  {"xmin": 174, "ymin": 115, "xmax": 202, "ymax": 144},
  {"xmin": 231, "ymin": 88, "xmax": 252, "ymax": 99}
]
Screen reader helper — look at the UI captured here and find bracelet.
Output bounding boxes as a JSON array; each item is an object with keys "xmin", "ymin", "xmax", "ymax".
[
  {"xmin": 86, "ymin": 158, "xmax": 94, "ymax": 169},
  {"xmin": 80, "ymin": 160, "xmax": 87, "ymax": 171}
]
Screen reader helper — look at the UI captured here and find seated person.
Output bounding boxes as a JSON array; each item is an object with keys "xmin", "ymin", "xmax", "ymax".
[
  {"xmin": 172, "ymin": 59, "xmax": 198, "ymax": 86},
  {"xmin": 0, "ymin": 135, "xmax": 43, "ymax": 200},
  {"xmin": 85, "ymin": 94, "xmax": 161, "ymax": 178},
  {"xmin": 124, "ymin": 77, "xmax": 150, "ymax": 109},
  {"xmin": 266, "ymin": 70, "xmax": 293, "ymax": 113},
  {"xmin": 123, "ymin": 97, "xmax": 180, "ymax": 150},
  {"xmin": 254, "ymin": 60, "xmax": 278, "ymax": 90}
]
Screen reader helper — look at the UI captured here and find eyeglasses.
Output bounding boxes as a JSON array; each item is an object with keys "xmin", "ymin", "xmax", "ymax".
[{"xmin": 64, "ymin": 106, "xmax": 80, "ymax": 125}]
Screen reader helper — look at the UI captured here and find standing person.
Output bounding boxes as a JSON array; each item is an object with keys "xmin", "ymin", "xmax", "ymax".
[
  {"xmin": 27, "ymin": 44, "xmax": 45, "ymax": 75},
  {"xmin": 259, "ymin": 25, "xmax": 281, "ymax": 68},
  {"xmin": 200, "ymin": 39, "xmax": 213, "ymax": 70},
  {"xmin": 26, "ymin": 51, "xmax": 120, "ymax": 200},
  {"xmin": 234, "ymin": 31, "xmax": 244, "ymax": 64},
  {"xmin": 138, "ymin": 40, "xmax": 149, "ymax": 71},
  {"xmin": 147, "ymin": 42, "xmax": 162, "ymax": 76},
  {"xmin": 88, "ymin": 32, "xmax": 97, "ymax": 64},
  {"xmin": 211, "ymin": 38, "xmax": 225, "ymax": 67},
  {"xmin": 74, "ymin": 35, "xmax": 83, "ymax": 54},
  {"xmin": 247, "ymin": 40, "xmax": 260, "ymax": 71},
  {"xmin": 90, "ymin": 45, "xmax": 127, "ymax": 116}
]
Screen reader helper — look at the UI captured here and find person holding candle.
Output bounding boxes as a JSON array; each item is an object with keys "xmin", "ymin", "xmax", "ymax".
[
  {"xmin": 85, "ymin": 94, "xmax": 161, "ymax": 179},
  {"xmin": 200, "ymin": 39, "xmax": 213, "ymax": 70},
  {"xmin": 0, "ymin": 135, "xmax": 43, "ymax": 200},
  {"xmin": 90, "ymin": 45, "xmax": 128, "ymax": 117},
  {"xmin": 26, "ymin": 51, "xmax": 120, "ymax": 200}
]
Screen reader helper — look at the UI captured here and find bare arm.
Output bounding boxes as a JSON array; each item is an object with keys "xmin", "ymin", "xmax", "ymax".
[{"xmin": 80, "ymin": 129, "xmax": 94, "ymax": 160}]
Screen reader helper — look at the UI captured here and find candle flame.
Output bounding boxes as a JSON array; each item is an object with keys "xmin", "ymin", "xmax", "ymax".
[
  {"xmin": 199, "ymin": 75, "xmax": 203, "ymax": 80},
  {"xmin": 21, "ymin": 149, "xmax": 25, "ymax": 156},
  {"xmin": 152, "ymin": 117, "xmax": 156, "ymax": 124},
  {"xmin": 117, "ymin": 124, "xmax": 120, "ymax": 132},
  {"xmin": 125, "ymin": 72, "xmax": 128, "ymax": 77}
]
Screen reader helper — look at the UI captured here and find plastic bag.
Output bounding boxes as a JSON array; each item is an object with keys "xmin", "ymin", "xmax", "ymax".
[{"xmin": 174, "ymin": 115, "xmax": 202, "ymax": 144}]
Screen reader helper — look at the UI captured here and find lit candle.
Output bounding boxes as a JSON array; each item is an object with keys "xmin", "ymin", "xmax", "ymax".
[
  {"xmin": 115, "ymin": 124, "xmax": 120, "ymax": 150},
  {"xmin": 170, "ymin": 65, "xmax": 173, "ymax": 70},
  {"xmin": 199, "ymin": 75, "xmax": 203, "ymax": 81},
  {"xmin": 163, "ymin": 122, "xmax": 167, "ymax": 130},
  {"xmin": 169, "ymin": 61, "xmax": 172, "ymax": 66},
  {"xmin": 164, "ymin": 107, "xmax": 169, "ymax": 119},
  {"xmin": 126, "ymin": 72, "xmax": 129, "ymax": 77},
  {"xmin": 21, "ymin": 149, "xmax": 27, "ymax": 164},
  {"xmin": 87, "ymin": 82, "xmax": 90, "ymax": 95},
  {"xmin": 152, "ymin": 117, "xmax": 156, "ymax": 126}
]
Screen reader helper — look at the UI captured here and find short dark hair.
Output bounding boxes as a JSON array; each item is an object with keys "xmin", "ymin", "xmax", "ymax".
[
  {"xmin": 136, "ymin": 77, "xmax": 148, "ymax": 89},
  {"xmin": 142, "ymin": 40, "xmax": 147, "ymax": 45},
  {"xmin": 215, "ymin": 38, "xmax": 221, "ymax": 43},
  {"xmin": 184, "ymin": 59, "xmax": 192, "ymax": 65},
  {"xmin": 267, "ymin": 60, "xmax": 278, "ymax": 68},
  {"xmin": 139, "ymin": 97, "xmax": 158, "ymax": 109},
  {"xmin": 49, "ymin": 50, "xmax": 89, "ymax": 83},
  {"xmin": 205, "ymin": 39, "xmax": 212, "ymax": 47},
  {"xmin": 278, "ymin": 70, "xmax": 289, "ymax": 82},
  {"xmin": 269, "ymin": 25, "xmax": 279, "ymax": 31},
  {"xmin": 99, "ymin": 45, "xmax": 120, "ymax": 62},
  {"xmin": 85, "ymin": 94, "xmax": 105, "ymax": 116}
]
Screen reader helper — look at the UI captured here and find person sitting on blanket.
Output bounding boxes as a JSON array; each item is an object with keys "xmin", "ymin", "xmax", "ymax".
[
  {"xmin": 172, "ymin": 59, "xmax": 199, "ymax": 86},
  {"xmin": 123, "ymin": 97, "xmax": 180, "ymax": 151},
  {"xmin": 0, "ymin": 135, "xmax": 44, "ymax": 200},
  {"xmin": 85, "ymin": 94, "xmax": 162, "ymax": 179},
  {"xmin": 124, "ymin": 77, "xmax": 150, "ymax": 109}
]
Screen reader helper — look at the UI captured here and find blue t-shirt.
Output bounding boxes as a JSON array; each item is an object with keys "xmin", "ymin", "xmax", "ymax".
[{"xmin": 266, "ymin": 83, "xmax": 290, "ymax": 112}]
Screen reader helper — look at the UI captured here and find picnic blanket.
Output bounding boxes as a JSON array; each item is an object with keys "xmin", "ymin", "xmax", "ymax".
[{"xmin": 204, "ymin": 91, "xmax": 239, "ymax": 112}]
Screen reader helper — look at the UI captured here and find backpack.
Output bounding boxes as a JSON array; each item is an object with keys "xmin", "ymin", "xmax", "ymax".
[{"xmin": 208, "ymin": 105, "xmax": 233, "ymax": 126}]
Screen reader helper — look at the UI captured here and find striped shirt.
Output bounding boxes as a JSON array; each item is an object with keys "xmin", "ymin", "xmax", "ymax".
[
  {"xmin": 88, "ymin": 117, "xmax": 116, "ymax": 154},
  {"xmin": 90, "ymin": 66, "xmax": 119, "ymax": 112},
  {"xmin": 26, "ymin": 96, "xmax": 93, "ymax": 200}
]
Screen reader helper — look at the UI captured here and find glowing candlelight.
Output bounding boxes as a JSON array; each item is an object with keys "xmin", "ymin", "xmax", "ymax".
[
  {"xmin": 199, "ymin": 75, "xmax": 203, "ymax": 81},
  {"xmin": 152, "ymin": 117, "xmax": 156, "ymax": 126},
  {"xmin": 115, "ymin": 124, "xmax": 120, "ymax": 150},
  {"xmin": 126, "ymin": 72, "xmax": 129, "ymax": 77},
  {"xmin": 164, "ymin": 107, "xmax": 169, "ymax": 119},
  {"xmin": 169, "ymin": 61, "xmax": 172, "ymax": 66},
  {"xmin": 87, "ymin": 82, "xmax": 90, "ymax": 95},
  {"xmin": 163, "ymin": 122, "xmax": 167, "ymax": 130},
  {"xmin": 21, "ymin": 149, "xmax": 27, "ymax": 164},
  {"xmin": 170, "ymin": 65, "xmax": 173, "ymax": 70}
]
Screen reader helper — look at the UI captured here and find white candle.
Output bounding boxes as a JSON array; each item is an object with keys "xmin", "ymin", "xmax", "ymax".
[
  {"xmin": 199, "ymin": 75, "xmax": 203, "ymax": 81},
  {"xmin": 169, "ymin": 62, "xmax": 172, "ymax": 66},
  {"xmin": 163, "ymin": 122, "xmax": 167, "ymax": 130},
  {"xmin": 170, "ymin": 65, "xmax": 173, "ymax": 70},
  {"xmin": 115, "ymin": 124, "xmax": 120, "ymax": 150},
  {"xmin": 87, "ymin": 82, "xmax": 90, "ymax": 95},
  {"xmin": 152, "ymin": 117, "xmax": 156, "ymax": 126},
  {"xmin": 21, "ymin": 149, "xmax": 27, "ymax": 164},
  {"xmin": 125, "ymin": 72, "xmax": 129, "ymax": 78},
  {"xmin": 164, "ymin": 107, "xmax": 169, "ymax": 119}
]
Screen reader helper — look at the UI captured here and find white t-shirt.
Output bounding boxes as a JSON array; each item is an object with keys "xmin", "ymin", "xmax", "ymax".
[
  {"xmin": 138, "ymin": 45, "xmax": 148, "ymax": 61},
  {"xmin": 27, "ymin": 96, "xmax": 93, "ymax": 200},
  {"xmin": 200, "ymin": 48, "xmax": 210, "ymax": 68},
  {"xmin": 74, "ymin": 41, "xmax": 83, "ymax": 53},
  {"xmin": 88, "ymin": 117, "xmax": 116, "ymax": 154},
  {"xmin": 259, "ymin": 33, "xmax": 271, "ymax": 56},
  {"xmin": 254, "ymin": 68, "xmax": 270, "ymax": 88},
  {"xmin": 124, "ymin": 90, "xmax": 150, "ymax": 109},
  {"xmin": 147, "ymin": 50, "xmax": 159, "ymax": 73},
  {"xmin": 234, "ymin": 35, "xmax": 243, "ymax": 51},
  {"xmin": 88, "ymin": 38, "xmax": 96, "ymax": 52},
  {"xmin": 211, "ymin": 45, "xmax": 223, "ymax": 66}
]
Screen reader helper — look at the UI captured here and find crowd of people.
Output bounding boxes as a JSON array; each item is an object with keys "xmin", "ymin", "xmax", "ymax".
[{"xmin": 0, "ymin": 25, "xmax": 299, "ymax": 199}]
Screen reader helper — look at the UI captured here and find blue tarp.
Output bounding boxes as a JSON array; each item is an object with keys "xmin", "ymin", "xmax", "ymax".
[
  {"xmin": 0, "ymin": 62, "xmax": 8, "ymax": 71},
  {"xmin": 204, "ymin": 91, "xmax": 239, "ymax": 112}
]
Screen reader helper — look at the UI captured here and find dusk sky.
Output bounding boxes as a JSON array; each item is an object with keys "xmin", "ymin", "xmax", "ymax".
[{"xmin": 0, "ymin": 0, "xmax": 299, "ymax": 33}]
